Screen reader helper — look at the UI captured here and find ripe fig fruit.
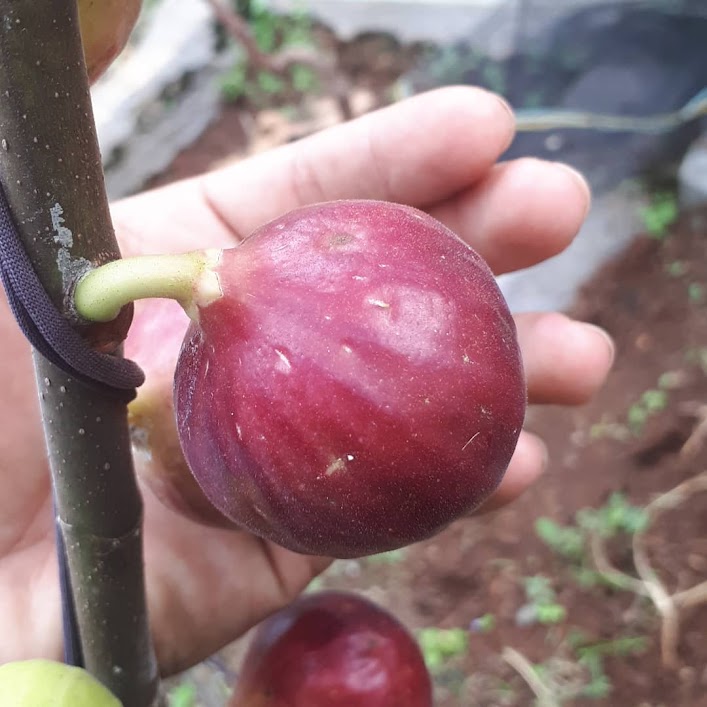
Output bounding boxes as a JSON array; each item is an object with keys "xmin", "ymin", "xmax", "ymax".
[
  {"xmin": 0, "ymin": 660, "xmax": 122, "ymax": 706},
  {"xmin": 78, "ymin": 0, "xmax": 142, "ymax": 83},
  {"xmin": 229, "ymin": 590, "xmax": 433, "ymax": 707},
  {"xmin": 174, "ymin": 199, "xmax": 526, "ymax": 557},
  {"xmin": 125, "ymin": 298, "xmax": 235, "ymax": 527}
]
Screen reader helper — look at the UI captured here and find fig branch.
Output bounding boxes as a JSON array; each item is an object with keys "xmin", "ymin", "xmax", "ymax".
[
  {"xmin": 204, "ymin": 0, "xmax": 353, "ymax": 120},
  {"xmin": 0, "ymin": 2, "xmax": 159, "ymax": 706}
]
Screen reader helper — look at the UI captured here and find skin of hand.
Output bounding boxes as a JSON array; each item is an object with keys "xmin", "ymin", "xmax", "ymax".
[{"xmin": 0, "ymin": 86, "xmax": 614, "ymax": 675}]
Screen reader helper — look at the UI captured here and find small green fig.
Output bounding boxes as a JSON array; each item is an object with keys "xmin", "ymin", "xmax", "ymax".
[{"xmin": 0, "ymin": 660, "xmax": 122, "ymax": 707}]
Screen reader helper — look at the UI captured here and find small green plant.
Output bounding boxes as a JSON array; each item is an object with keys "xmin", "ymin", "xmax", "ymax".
[
  {"xmin": 688, "ymin": 282, "xmax": 704, "ymax": 304},
  {"xmin": 570, "ymin": 631, "xmax": 648, "ymax": 701},
  {"xmin": 470, "ymin": 612, "xmax": 496, "ymax": 633},
  {"xmin": 625, "ymin": 386, "xmax": 669, "ymax": 435},
  {"xmin": 576, "ymin": 492, "xmax": 649, "ymax": 538},
  {"xmin": 665, "ymin": 260, "xmax": 687, "ymax": 277},
  {"xmin": 246, "ymin": 0, "xmax": 312, "ymax": 53},
  {"xmin": 640, "ymin": 190, "xmax": 678, "ymax": 239},
  {"xmin": 535, "ymin": 517, "xmax": 584, "ymax": 561},
  {"xmin": 518, "ymin": 575, "xmax": 567, "ymax": 626},
  {"xmin": 219, "ymin": 0, "xmax": 318, "ymax": 104},
  {"xmin": 522, "ymin": 632, "xmax": 648, "ymax": 704},
  {"xmin": 588, "ymin": 417, "xmax": 631, "ymax": 442},
  {"xmin": 417, "ymin": 627, "xmax": 469, "ymax": 671},
  {"xmin": 589, "ymin": 371, "xmax": 677, "ymax": 441},
  {"xmin": 657, "ymin": 370, "xmax": 683, "ymax": 390},
  {"xmin": 536, "ymin": 492, "xmax": 648, "ymax": 552},
  {"xmin": 290, "ymin": 63, "xmax": 317, "ymax": 93},
  {"xmin": 535, "ymin": 493, "xmax": 649, "ymax": 592},
  {"xmin": 255, "ymin": 69, "xmax": 285, "ymax": 95}
]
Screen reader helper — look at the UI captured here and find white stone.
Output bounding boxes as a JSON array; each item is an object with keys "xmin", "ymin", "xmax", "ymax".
[
  {"xmin": 91, "ymin": 0, "xmax": 233, "ymax": 199},
  {"xmin": 678, "ymin": 134, "xmax": 707, "ymax": 208}
]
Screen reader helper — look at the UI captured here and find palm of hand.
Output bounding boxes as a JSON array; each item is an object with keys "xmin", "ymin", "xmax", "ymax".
[{"xmin": 0, "ymin": 88, "xmax": 613, "ymax": 675}]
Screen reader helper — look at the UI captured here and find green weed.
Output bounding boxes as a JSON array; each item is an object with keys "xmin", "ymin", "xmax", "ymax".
[
  {"xmin": 417, "ymin": 627, "xmax": 469, "ymax": 671},
  {"xmin": 640, "ymin": 190, "xmax": 678, "ymax": 239},
  {"xmin": 527, "ymin": 632, "xmax": 648, "ymax": 703},
  {"xmin": 535, "ymin": 493, "xmax": 648, "ymax": 592},
  {"xmin": 518, "ymin": 575, "xmax": 567, "ymax": 626},
  {"xmin": 470, "ymin": 612, "xmax": 496, "ymax": 633},
  {"xmin": 665, "ymin": 260, "xmax": 687, "ymax": 277},
  {"xmin": 688, "ymin": 282, "xmax": 705, "ymax": 304},
  {"xmin": 571, "ymin": 632, "xmax": 648, "ymax": 700},
  {"xmin": 219, "ymin": 0, "xmax": 317, "ymax": 104}
]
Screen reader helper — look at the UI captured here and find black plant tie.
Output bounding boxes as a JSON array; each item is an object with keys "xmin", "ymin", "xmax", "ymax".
[
  {"xmin": 0, "ymin": 183, "xmax": 145, "ymax": 401},
  {"xmin": 0, "ymin": 182, "xmax": 146, "ymax": 668}
]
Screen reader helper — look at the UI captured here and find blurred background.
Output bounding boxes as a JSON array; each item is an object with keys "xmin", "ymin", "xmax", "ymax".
[{"xmin": 93, "ymin": 1, "xmax": 707, "ymax": 704}]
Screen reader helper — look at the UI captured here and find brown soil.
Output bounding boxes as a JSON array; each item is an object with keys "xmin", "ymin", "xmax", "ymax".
[{"xmin": 152, "ymin": 25, "xmax": 707, "ymax": 707}]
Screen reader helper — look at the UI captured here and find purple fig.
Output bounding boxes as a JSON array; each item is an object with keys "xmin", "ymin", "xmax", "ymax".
[
  {"xmin": 173, "ymin": 200, "xmax": 526, "ymax": 557},
  {"xmin": 229, "ymin": 591, "xmax": 433, "ymax": 707}
]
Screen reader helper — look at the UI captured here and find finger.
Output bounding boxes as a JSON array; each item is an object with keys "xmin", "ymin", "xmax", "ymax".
[
  {"xmin": 475, "ymin": 430, "xmax": 548, "ymax": 514},
  {"xmin": 199, "ymin": 86, "xmax": 516, "ymax": 237},
  {"xmin": 0, "ymin": 293, "xmax": 52, "ymax": 549},
  {"xmin": 143, "ymin": 496, "xmax": 332, "ymax": 675},
  {"xmin": 111, "ymin": 178, "xmax": 238, "ymax": 257},
  {"xmin": 430, "ymin": 158, "xmax": 591, "ymax": 274},
  {"xmin": 517, "ymin": 312, "xmax": 615, "ymax": 406}
]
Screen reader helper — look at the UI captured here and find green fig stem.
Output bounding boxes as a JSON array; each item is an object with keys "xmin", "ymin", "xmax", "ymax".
[{"xmin": 74, "ymin": 250, "xmax": 223, "ymax": 323}]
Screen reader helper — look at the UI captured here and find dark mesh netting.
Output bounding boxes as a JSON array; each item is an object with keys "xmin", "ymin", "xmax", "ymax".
[{"xmin": 405, "ymin": 0, "xmax": 707, "ymax": 193}]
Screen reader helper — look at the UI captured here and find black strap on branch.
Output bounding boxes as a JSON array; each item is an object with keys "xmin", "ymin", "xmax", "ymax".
[
  {"xmin": 0, "ymin": 182, "xmax": 145, "ymax": 668},
  {"xmin": 0, "ymin": 183, "xmax": 145, "ymax": 401}
]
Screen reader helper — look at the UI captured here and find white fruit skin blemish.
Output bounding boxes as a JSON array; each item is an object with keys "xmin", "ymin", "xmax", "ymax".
[
  {"xmin": 51, "ymin": 202, "xmax": 92, "ymax": 295},
  {"xmin": 274, "ymin": 349, "xmax": 292, "ymax": 373}
]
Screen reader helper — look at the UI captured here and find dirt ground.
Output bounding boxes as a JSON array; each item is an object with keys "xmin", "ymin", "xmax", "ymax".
[{"xmin": 153, "ymin": 25, "xmax": 707, "ymax": 707}]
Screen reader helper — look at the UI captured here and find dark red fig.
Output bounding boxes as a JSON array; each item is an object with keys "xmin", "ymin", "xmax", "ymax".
[
  {"xmin": 174, "ymin": 199, "xmax": 526, "ymax": 557},
  {"xmin": 228, "ymin": 591, "xmax": 433, "ymax": 707},
  {"xmin": 125, "ymin": 298, "xmax": 236, "ymax": 527}
]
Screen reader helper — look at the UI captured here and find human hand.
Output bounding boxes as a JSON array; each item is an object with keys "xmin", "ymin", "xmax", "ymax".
[{"xmin": 0, "ymin": 86, "xmax": 614, "ymax": 674}]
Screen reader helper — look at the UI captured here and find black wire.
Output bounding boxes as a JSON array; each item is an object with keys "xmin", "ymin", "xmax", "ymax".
[{"xmin": 54, "ymin": 494, "xmax": 84, "ymax": 666}]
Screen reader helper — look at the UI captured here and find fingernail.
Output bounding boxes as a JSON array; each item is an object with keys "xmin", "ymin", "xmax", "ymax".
[
  {"xmin": 494, "ymin": 93, "xmax": 515, "ymax": 119},
  {"xmin": 490, "ymin": 93, "xmax": 516, "ymax": 151},
  {"xmin": 554, "ymin": 162, "xmax": 592, "ymax": 216},
  {"xmin": 584, "ymin": 323, "xmax": 616, "ymax": 366}
]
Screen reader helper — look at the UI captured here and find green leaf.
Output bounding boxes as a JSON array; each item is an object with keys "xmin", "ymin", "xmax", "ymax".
[
  {"xmin": 256, "ymin": 71, "xmax": 285, "ymax": 94},
  {"xmin": 641, "ymin": 389, "xmax": 668, "ymax": 412},
  {"xmin": 535, "ymin": 517, "xmax": 585, "ymax": 560},
  {"xmin": 417, "ymin": 627, "xmax": 469, "ymax": 670},
  {"xmin": 535, "ymin": 603, "xmax": 567, "ymax": 625}
]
